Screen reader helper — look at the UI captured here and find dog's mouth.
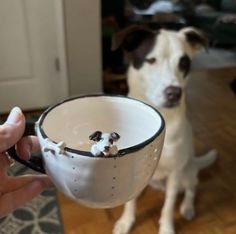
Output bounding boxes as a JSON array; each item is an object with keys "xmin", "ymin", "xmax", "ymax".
[
  {"xmin": 163, "ymin": 100, "xmax": 180, "ymax": 108},
  {"xmin": 102, "ymin": 149, "xmax": 110, "ymax": 157}
]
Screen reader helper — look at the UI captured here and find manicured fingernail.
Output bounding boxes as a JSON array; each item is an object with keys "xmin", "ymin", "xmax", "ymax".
[
  {"xmin": 26, "ymin": 145, "xmax": 31, "ymax": 159},
  {"xmin": 6, "ymin": 107, "xmax": 22, "ymax": 124},
  {"xmin": 7, "ymin": 156, "xmax": 15, "ymax": 167}
]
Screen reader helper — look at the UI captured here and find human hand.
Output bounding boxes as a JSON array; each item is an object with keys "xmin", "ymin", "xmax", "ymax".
[{"xmin": 0, "ymin": 107, "xmax": 52, "ymax": 218}]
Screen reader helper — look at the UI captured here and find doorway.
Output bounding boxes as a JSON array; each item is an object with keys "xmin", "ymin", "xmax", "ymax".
[{"xmin": 0, "ymin": 0, "xmax": 68, "ymax": 113}]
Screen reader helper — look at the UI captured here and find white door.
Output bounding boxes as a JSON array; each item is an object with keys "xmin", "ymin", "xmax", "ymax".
[{"xmin": 0, "ymin": 0, "xmax": 68, "ymax": 113}]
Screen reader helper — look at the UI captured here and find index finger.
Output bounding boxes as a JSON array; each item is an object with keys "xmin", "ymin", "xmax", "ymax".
[
  {"xmin": 0, "ymin": 179, "xmax": 46, "ymax": 218},
  {"xmin": 16, "ymin": 136, "xmax": 40, "ymax": 160}
]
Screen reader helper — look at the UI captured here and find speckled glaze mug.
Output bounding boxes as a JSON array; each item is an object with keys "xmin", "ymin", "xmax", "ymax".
[{"xmin": 9, "ymin": 95, "xmax": 165, "ymax": 208}]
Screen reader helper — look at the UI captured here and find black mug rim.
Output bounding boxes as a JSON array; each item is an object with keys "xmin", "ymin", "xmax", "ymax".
[{"xmin": 38, "ymin": 94, "xmax": 165, "ymax": 158}]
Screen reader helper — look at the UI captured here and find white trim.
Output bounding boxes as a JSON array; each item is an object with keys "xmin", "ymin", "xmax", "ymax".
[
  {"xmin": 64, "ymin": 0, "xmax": 102, "ymax": 95},
  {"xmin": 53, "ymin": 0, "xmax": 69, "ymax": 99}
]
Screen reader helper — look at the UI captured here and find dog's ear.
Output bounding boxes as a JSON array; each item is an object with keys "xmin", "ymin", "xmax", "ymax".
[
  {"xmin": 112, "ymin": 25, "xmax": 155, "ymax": 52},
  {"xmin": 89, "ymin": 131, "xmax": 102, "ymax": 142},
  {"xmin": 179, "ymin": 27, "xmax": 208, "ymax": 53},
  {"xmin": 110, "ymin": 132, "xmax": 120, "ymax": 142},
  {"xmin": 112, "ymin": 25, "xmax": 157, "ymax": 69}
]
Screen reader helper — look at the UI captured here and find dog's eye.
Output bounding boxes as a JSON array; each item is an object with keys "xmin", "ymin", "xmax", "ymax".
[
  {"xmin": 109, "ymin": 139, "xmax": 113, "ymax": 144},
  {"xmin": 145, "ymin": 57, "xmax": 156, "ymax": 65},
  {"xmin": 179, "ymin": 55, "xmax": 191, "ymax": 77}
]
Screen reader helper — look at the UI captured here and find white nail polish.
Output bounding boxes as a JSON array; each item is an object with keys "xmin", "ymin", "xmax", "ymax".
[{"xmin": 6, "ymin": 107, "xmax": 22, "ymax": 124}]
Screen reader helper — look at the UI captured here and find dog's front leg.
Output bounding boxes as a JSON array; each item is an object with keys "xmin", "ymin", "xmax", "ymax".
[
  {"xmin": 113, "ymin": 199, "xmax": 136, "ymax": 234},
  {"xmin": 159, "ymin": 171, "xmax": 180, "ymax": 234}
]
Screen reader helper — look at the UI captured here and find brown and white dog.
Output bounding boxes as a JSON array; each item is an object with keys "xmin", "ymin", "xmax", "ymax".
[{"xmin": 112, "ymin": 26, "xmax": 217, "ymax": 234}]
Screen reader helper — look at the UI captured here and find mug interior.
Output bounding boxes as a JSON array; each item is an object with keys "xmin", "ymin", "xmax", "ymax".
[{"xmin": 40, "ymin": 96, "xmax": 163, "ymax": 152}]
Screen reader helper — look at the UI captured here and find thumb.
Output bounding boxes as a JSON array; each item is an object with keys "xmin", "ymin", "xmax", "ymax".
[{"xmin": 0, "ymin": 107, "xmax": 25, "ymax": 152}]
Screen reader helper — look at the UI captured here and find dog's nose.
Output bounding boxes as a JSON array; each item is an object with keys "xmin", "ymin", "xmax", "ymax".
[
  {"xmin": 104, "ymin": 146, "xmax": 110, "ymax": 151},
  {"xmin": 164, "ymin": 86, "xmax": 182, "ymax": 103}
]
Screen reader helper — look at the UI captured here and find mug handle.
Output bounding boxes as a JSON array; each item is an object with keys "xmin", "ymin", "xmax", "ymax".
[{"xmin": 7, "ymin": 120, "xmax": 46, "ymax": 174}]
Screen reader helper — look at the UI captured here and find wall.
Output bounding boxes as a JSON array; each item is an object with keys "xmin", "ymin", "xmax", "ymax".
[{"xmin": 64, "ymin": 0, "xmax": 102, "ymax": 96}]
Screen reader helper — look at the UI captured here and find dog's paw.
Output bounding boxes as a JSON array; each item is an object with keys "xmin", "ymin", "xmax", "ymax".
[
  {"xmin": 113, "ymin": 217, "xmax": 135, "ymax": 234},
  {"xmin": 208, "ymin": 149, "xmax": 218, "ymax": 162},
  {"xmin": 180, "ymin": 204, "xmax": 195, "ymax": 220},
  {"xmin": 159, "ymin": 226, "xmax": 175, "ymax": 234},
  {"xmin": 159, "ymin": 219, "xmax": 175, "ymax": 234}
]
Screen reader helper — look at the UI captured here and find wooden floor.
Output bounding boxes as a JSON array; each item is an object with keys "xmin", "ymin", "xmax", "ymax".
[{"xmin": 58, "ymin": 67, "xmax": 236, "ymax": 234}]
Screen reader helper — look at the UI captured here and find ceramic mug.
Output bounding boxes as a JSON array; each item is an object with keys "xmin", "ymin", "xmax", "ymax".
[{"xmin": 8, "ymin": 95, "xmax": 165, "ymax": 208}]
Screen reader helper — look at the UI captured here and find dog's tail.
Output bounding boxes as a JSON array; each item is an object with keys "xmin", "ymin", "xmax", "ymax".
[{"xmin": 194, "ymin": 149, "xmax": 217, "ymax": 170}]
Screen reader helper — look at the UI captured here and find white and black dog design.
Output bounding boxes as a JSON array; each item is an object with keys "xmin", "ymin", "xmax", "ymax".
[{"xmin": 89, "ymin": 131, "xmax": 120, "ymax": 157}]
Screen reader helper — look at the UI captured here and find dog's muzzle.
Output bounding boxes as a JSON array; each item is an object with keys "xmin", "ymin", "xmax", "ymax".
[
  {"xmin": 164, "ymin": 86, "xmax": 182, "ymax": 108},
  {"xmin": 102, "ymin": 146, "xmax": 111, "ymax": 157}
]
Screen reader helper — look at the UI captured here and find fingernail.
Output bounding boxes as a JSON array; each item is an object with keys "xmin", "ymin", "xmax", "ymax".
[
  {"xmin": 26, "ymin": 145, "xmax": 31, "ymax": 159},
  {"xmin": 6, "ymin": 107, "xmax": 22, "ymax": 124},
  {"xmin": 28, "ymin": 180, "xmax": 45, "ymax": 194}
]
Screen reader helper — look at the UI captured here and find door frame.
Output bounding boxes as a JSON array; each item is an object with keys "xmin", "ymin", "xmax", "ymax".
[{"xmin": 53, "ymin": 0, "xmax": 69, "ymax": 99}]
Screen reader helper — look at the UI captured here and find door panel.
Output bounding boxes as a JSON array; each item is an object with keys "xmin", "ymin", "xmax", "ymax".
[
  {"xmin": 0, "ymin": 1, "xmax": 31, "ymax": 80},
  {"xmin": 0, "ymin": 0, "xmax": 68, "ymax": 113}
]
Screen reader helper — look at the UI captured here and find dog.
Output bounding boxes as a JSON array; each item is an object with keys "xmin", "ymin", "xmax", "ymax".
[
  {"xmin": 89, "ymin": 131, "xmax": 120, "ymax": 156},
  {"xmin": 112, "ymin": 25, "xmax": 217, "ymax": 234}
]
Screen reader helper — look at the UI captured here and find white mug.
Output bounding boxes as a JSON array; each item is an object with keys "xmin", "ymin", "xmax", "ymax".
[{"xmin": 9, "ymin": 95, "xmax": 165, "ymax": 208}]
